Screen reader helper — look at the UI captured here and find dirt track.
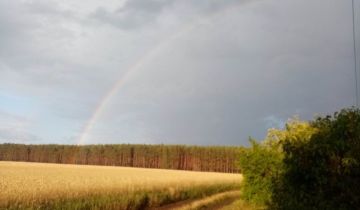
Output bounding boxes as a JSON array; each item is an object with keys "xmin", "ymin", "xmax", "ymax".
[{"xmin": 153, "ymin": 190, "xmax": 241, "ymax": 210}]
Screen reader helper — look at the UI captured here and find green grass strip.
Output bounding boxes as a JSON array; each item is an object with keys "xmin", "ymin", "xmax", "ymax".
[{"xmin": 2, "ymin": 183, "xmax": 240, "ymax": 210}]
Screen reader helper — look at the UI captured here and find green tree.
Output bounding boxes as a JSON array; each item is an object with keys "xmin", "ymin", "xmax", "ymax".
[
  {"xmin": 239, "ymin": 117, "xmax": 314, "ymax": 206},
  {"xmin": 272, "ymin": 108, "xmax": 360, "ymax": 210},
  {"xmin": 239, "ymin": 138, "xmax": 282, "ymax": 205}
]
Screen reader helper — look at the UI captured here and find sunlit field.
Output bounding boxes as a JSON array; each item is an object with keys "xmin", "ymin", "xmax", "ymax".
[{"xmin": 0, "ymin": 161, "xmax": 242, "ymax": 209}]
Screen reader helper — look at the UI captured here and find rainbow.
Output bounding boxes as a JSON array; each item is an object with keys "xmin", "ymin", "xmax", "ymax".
[{"xmin": 77, "ymin": 2, "xmax": 247, "ymax": 145}]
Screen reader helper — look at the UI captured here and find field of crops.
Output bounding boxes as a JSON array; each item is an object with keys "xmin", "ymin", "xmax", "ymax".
[{"xmin": 0, "ymin": 161, "xmax": 242, "ymax": 209}]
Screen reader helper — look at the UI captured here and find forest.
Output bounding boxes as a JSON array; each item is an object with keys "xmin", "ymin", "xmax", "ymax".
[{"xmin": 0, "ymin": 144, "xmax": 241, "ymax": 173}]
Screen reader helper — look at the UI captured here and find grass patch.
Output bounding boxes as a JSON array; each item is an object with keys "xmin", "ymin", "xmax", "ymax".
[{"xmin": 221, "ymin": 198, "xmax": 264, "ymax": 210}]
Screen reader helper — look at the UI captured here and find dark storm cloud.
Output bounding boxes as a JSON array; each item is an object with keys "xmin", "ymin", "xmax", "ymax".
[
  {"xmin": 90, "ymin": 0, "xmax": 175, "ymax": 29},
  {"xmin": 0, "ymin": 0, "xmax": 358, "ymax": 145},
  {"xmin": 95, "ymin": 0, "xmax": 357, "ymax": 145},
  {"xmin": 89, "ymin": 0, "xmax": 248, "ymax": 30}
]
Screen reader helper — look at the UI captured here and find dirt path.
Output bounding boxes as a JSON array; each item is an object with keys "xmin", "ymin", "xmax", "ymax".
[
  {"xmin": 204, "ymin": 196, "xmax": 239, "ymax": 210},
  {"xmin": 152, "ymin": 190, "xmax": 241, "ymax": 210}
]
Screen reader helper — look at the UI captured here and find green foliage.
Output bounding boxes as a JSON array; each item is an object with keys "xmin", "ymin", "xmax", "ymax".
[
  {"xmin": 271, "ymin": 108, "xmax": 360, "ymax": 210},
  {"xmin": 238, "ymin": 138, "xmax": 282, "ymax": 205},
  {"xmin": 264, "ymin": 117, "xmax": 317, "ymax": 149},
  {"xmin": 238, "ymin": 117, "xmax": 316, "ymax": 206},
  {"xmin": 240, "ymin": 108, "xmax": 360, "ymax": 209}
]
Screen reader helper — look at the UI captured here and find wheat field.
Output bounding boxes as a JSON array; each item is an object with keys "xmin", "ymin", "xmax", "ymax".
[{"xmin": 0, "ymin": 161, "xmax": 242, "ymax": 209}]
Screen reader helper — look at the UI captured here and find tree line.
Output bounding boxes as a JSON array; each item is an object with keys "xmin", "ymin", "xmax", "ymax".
[
  {"xmin": 239, "ymin": 107, "xmax": 360, "ymax": 210},
  {"xmin": 0, "ymin": 144, "xmax": 242, "ymax": 173}
]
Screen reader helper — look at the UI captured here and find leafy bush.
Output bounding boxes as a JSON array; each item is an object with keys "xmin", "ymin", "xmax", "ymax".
[
  {"xmin": 238, "ymin": 117, "xmax": 321, "ymax": 206},
  {"xmin": 271, "ymin": 108, "xmax": 360, "ymax": 210},
  {"xmin": 238, "ymin": 138, "xmax": 282, "ymax": 205}
]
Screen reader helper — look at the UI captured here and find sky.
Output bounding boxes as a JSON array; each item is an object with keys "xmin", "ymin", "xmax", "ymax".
[{"xmin": 0, "ymin": 0, "xmax": 359, "ymax": 146}]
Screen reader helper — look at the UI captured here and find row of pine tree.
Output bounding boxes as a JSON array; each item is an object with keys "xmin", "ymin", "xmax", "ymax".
[{"xmin": 0, "ymin": 144, "xmax": 242, "ymax": 173}]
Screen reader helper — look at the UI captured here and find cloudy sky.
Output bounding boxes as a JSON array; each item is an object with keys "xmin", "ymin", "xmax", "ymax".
[{"xmin": 0, "ymin": 0, "xmax": 358, "ymax": 145}]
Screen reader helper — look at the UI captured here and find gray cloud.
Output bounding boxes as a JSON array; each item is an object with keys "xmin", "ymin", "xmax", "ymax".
[
  {"xmin": 0, "ymin": 0, "xmax": 358, "ymax": 145},
  {"xmin": 89, "ymin": 0, "xmax": 249, "ymax": 30},
  {"xmin": 90, "ymin": 0, "xmax": 175, "ymax": 29},
  {"xmin": 91, "ymin": 0, "xmax": 356, "ymax": 145}
]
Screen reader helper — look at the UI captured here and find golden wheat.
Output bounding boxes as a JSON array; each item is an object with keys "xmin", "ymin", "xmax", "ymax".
[{"xmin": 0, "ymin": 161, "xmax": 242, "ymax": 209}]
